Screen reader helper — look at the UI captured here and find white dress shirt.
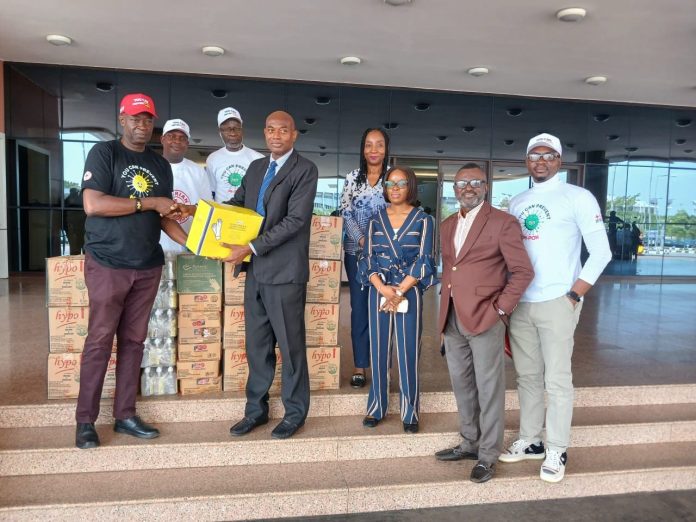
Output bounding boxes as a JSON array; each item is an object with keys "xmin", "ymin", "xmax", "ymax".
[{"xmin": 453, "ymin": 201, "xmax": 484, "ymax": 256}]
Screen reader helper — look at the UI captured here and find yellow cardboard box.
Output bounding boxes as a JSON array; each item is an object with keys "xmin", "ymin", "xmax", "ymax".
[
  {"xmin": 307, "ymin": 259, "xmax": 342, "ymax": 304},
  {"xmin": 309, "ymin": 216, "xmax": 343, "ymax": 260},
  {"xmin": 305, "ymin": 303, "xmax": 340, "ymax": 346},
  {"xmin": 178, "ymin": 376, "xmax": 222, "ymax": 396},
  {"xmin": 46, "ymin": 256, "xmax": 89, "ymax": 307},
  {"xmin": 176, "ymin": 359, "xmax": 220, "ymax": 379},
  {"xmin": 48, "ymin": 306, "xmax": 89, "ymax": 353},
  {"xmin": 307, "ymin": 346, "xmax": 341, "ymax": 390},
  {"xmin": 186, "ymin": 200, "xmax": 264, "ymax": 260},
  {"xmin": 177, "ymin": 342, "xmax": 222, "ymax": 362}
]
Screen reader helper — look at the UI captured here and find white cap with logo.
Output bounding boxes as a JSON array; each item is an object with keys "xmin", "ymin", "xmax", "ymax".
[
  {"xmin": 527, "ymin": 133, "xmax": 562, "ymax": 156},
  {"xmin": 162, "ymin": 118, "xmax": 190, "ymax": 139},
  {"xmin": 217, "ymin": 107, "xmax": 243, "ymax": 127}
]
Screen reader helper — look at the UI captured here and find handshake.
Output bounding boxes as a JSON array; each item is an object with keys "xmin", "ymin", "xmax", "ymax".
[{"xmin": 149, "ymin": 198, "xmax": 197, "ymax": 220}]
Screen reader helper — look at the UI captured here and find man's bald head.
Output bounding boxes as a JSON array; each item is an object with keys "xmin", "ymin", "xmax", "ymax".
[{"xmin": 264, "ymin": 111, "xmax": 298, "ymax": 159}]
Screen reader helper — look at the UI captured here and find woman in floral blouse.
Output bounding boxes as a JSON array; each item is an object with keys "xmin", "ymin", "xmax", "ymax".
[{"xmin": 339, "ymin": 128, "xmax": 390, "ymax": 388}]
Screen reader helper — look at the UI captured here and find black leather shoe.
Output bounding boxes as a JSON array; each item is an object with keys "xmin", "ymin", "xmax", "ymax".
[
  {"xmin": 113, "ymin": 415, "xmax": 160, "ymax": 439},
  {"xmin": 230, "ymin": 416, "xmax": 269, "ymax": 436},
  {"xmin": 435, "ymin": 446, "xmax": 478, "ymax": 461},
  {"xmin": 350, "ymin": 373, "xmax": 366, "ymax": 388},
  {"xmin": 470, "ymin": 461, "xmax": 496, "ymax": 483},
  {"xmin": 362, "ymin": 416, "xmax": 380, "ymax": 428},
  {"xmin": 76, "ymin": 423, "xmax": 100, "ymax": 449},
  {"xmin": 403, "ymin": 422, "xmax": 419, "ymax": 433},
  {"xmin": 271, "ymin": 419, "xmax": 304, "ymax": 439}
]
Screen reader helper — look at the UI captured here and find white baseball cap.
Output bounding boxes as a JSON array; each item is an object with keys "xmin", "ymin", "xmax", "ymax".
[
  {"xmin": 526, "ymin": 133, "xmax": 562, "ymax": 156},
  {"xmin": 162, "ymin": 118, "xmax": 190, "ymax": 139},
  {"xmin": 217, "ymin": 107, "xmax": 243, "ymax": 127}
]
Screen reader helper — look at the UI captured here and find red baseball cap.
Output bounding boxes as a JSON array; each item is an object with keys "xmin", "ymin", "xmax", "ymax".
[{"xmin": 119, "ymin": 93, "xmax": 158, "ymax": 117}]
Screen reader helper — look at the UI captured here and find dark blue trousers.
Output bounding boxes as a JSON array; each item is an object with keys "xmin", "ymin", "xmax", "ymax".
[{"xmin": 344, "ymin": 252, "xmax": 370, "ymax": 369}]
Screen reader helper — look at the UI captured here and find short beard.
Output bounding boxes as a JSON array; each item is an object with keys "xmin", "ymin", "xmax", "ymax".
[{"xmin": 458, "ymin": 194, "xmax": 484, "ymax": 210}]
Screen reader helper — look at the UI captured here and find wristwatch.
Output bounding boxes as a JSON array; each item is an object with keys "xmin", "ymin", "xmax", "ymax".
[
  {"xmin": 395, "ymin": 288, "xmax": 404, "ymax": 297},
  {"xmin": 566, "ymin": 290, "xmax": 582, "ymax": 302},
  {"xmin": 134, "ymin": 197, "xmax": 143, "ymax": 213}
]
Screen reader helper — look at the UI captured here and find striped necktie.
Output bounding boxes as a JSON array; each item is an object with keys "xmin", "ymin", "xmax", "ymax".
[{"xmin": 255, "ymin": 160, "xmax": 277, "ymax": 216}]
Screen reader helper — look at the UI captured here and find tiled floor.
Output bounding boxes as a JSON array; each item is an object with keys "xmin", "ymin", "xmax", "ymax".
[{"xmin": 0, "ymin": 275, "xmax": 695, "ymax": 406}]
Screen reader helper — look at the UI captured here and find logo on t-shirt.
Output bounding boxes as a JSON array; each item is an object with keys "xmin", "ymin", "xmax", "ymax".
[
  {"xmin": 121, "ymin": 165, "xmax": 160, "ymax": 197},
  {"xmin": 173, "ymin": 189, "xmax": 191, "ymax": 224},
  {"xmin": 83, "ymin": 171, "xmax": 93, "ymax": 181},
  {"xmin": 517, "ymin": 204, "xmax": 551, "ymax": 241},
  {"xmin": 221, "ymin": 164, "xmax": 247, "ymax": 188}
]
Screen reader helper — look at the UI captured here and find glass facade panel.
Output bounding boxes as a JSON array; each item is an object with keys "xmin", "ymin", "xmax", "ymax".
[{"xmin": 4, "ymin": 62, "xmax": 696, "ymax": 277}]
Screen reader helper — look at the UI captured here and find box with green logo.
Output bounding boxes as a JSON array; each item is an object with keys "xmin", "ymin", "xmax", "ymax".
[{"xmin": 176, "ymin": 255, "xmax": 223, "ymax": 294}]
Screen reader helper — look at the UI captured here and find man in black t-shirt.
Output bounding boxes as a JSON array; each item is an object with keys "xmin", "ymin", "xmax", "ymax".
[{"xmin": 75, "ymin": 93, "xmax": 187, "ymax": 450}]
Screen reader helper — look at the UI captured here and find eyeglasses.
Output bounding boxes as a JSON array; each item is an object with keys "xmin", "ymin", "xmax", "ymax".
[
  {"xmin": 453, "ymin": 179, "xmax": 486, "ymax": 189},
  {"xmin": 384, "ymin": 180, "xmax": 409, "ymax": 189},
  {"xmin": 527, "ymin": 152, "xmax": 560, "ymax": 162}
]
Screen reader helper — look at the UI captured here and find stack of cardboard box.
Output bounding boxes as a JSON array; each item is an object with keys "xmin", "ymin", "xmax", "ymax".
[
  {"xmin": 46, "ymin": 255, "xmax": 117, "ymax": 400},
  {"xmin": 221, "ymin": 215, "xmax": 343, "ymax": 393},
  {"xmin": 305, "ymin": 215, "xmax": 343, "ymax": 390},
  {"xmin": 176, "ymin": 255, "xmax": 223, "ymax": 395}
]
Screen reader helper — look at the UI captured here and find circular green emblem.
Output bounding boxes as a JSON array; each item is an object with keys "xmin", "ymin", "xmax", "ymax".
[
  {"xmin": 524, "ymin": 214, "xmax": 540, "ymax": 231},
  {"xmin": 227, "ymin": 172, "xmax": 242, "ymax": 187}
]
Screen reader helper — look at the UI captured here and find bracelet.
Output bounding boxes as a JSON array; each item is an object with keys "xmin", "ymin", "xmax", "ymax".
[
  {"xmin": 395, "ymin": 288, "xmax": 404, "ymax": 297},
  {"xmin": 134, "ymin": 197, "xmax": 143, "ymax": 213}
]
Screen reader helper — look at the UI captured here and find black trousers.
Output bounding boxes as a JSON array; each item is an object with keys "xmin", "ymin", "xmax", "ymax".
[{"xmin": 243, "ymin": 268, "xmax": 310, "ymax": 424}]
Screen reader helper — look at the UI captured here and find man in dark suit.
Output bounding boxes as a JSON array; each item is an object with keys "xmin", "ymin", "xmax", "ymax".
[
  {"xmin": 222, "ymin": 111, "xmax": 318, "ymax": 439},
  {"xmin": 434, "ymin": 163, "xmax": 534, "ymax": 482}
]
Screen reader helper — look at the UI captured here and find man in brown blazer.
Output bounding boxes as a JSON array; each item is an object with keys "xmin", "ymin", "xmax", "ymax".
[{"xmin": 434, "ymin": 163, "xmax": 534, "ymax": 483}]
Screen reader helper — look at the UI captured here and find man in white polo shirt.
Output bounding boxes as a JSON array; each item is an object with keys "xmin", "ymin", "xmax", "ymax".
[
  {"xmin": 159, "ymin": 118, "xmax": 212, "ymax": 253},
  {"xmin": 502, "ymin": 133, "xmax": 611, "ymax": 483},
  {"xmin": 206, "ymin": 107, "xmax": 264, "ymax": 203}
]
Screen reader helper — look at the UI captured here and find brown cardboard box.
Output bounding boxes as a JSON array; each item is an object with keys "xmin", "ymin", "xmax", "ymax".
[
  {"xmin": 307, "ymin": 346, "xmax": 341, "ymax": 390},
  {"xmin": 47, "ymin": 353, "xmax": 116, "ymax": 399},
  {"xmin": 178, "ymin": 293, "xmax": 222, "ymax": 313},
  {"xmin": 177, "ymin": 342, "xmax": 222, "ymax": 362},
  {"xmin": 305, "ymin": 303, "xmax": 340, "ymax": 346},
  {"xmin": 178, "ymin": 326, "xmax": 222, "ymax": 345},
  {"xmin": 48, "ymin": 306, "xmax": 89, "ymax": 353},
  {"xmin": 223, "ymin": 348, "xmax": 282, "ymax": 393},
  {"xmin": 309, "ymin": 216, "xmax": 343, "ymax": 260},
  {"xmin": 177, "ymin": 310, "xmax": 222, "ymax": 329},
  {"xmin": 222, "ymin": 305, "xmax": 245, "ymax": 350},
  {"xmin": 46, "ymin": 256, "xmax": 89, "ymax": 307},
  {"xmin": 307, "ymin": 259, "xmax": 342, "ymax": 304},
  {"xmin": 176, "ymin": 359, "xmax": 220, "ymax": 379},
  {"xmin": 178, "ymin": 376, "xmax": 222, "ymax": 396},
  {"xmin": 224, "ymin": 264, "xmax": 246, "ymax": 305}
]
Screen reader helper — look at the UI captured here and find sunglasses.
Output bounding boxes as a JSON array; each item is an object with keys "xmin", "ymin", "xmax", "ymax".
[
  {"xmin": 384, "ymin": 180, "xmax": 409, "ymax": 189},
  {"xmin": 527, "ymin": 153, "xmax": 560, "ymax": 162},
  {"xmin": 453, "ymin": 179, "xmax": 486, "ymax": 189}
]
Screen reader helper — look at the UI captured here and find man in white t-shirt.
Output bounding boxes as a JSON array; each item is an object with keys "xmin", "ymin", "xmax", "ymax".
[
  {"xmin": 206, "ymin": 107, "xmax": 264, "ymax": 203},
  {"xmin": 159, "ymin": 118, "xmax": 212, "ymax": 253},
  {"xmin": 501, "ymin": 134, "xmax": 611, "ymax": 483}
]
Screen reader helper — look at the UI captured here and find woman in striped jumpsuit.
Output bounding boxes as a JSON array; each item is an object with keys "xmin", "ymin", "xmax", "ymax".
[{"xmin": 358, "ymin": 166, "xmax": 438, "ymax": 433}]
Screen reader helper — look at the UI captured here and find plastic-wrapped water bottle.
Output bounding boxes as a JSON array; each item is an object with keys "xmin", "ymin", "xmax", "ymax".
[
  {"xmin": 167, "ymin": 280, "xmax": 178, "ymax": 309},
  {"xmin": 163, "ymin": 338, "xmax": 176, "ymax": 366},
  {"xmin": 141, "ymin": 339, "xmax": 151, "ymax": 368},
  {"xmin": 141, "ymin": 368, "xmax": 152, "ymax": 397},
  {"xmin": 155, "ymin": 367, "xmax": 165, "ymax": 395},
  {"xmin": 164, "ymin": 366, "xmax": 177, "ymax": 395},
  {"xmin": 166, "ymin": 309, "xmax": 177, "ymax": 337}
]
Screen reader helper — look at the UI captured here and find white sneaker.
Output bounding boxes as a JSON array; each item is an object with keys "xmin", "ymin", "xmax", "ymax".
[
  {"xmin": 498, "ymin": 439, "xmax": 545, "ymax": 463},
  {"xmin": 540, "ymin": 449, "xmax": 567, "ymax": 483}
]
